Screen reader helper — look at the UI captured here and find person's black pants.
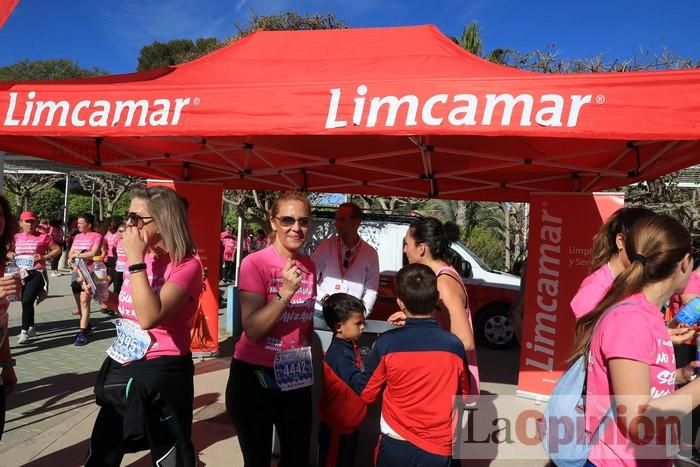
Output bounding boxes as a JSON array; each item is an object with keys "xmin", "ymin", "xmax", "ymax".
[
  {"xmin": 21, "ymin": 270, "xmax": 45, "ymax": 331},
  {"xmin": 0, "ymin": 384, "xmax": 5, "ymax": 441},
  {"xmin": 226, "ymin": 358, "xmax": 312, "ymax": 467},
  {"xmin": 51, "ymin": 243, "xmax": 63, "ymax": 271},
  {"xmin": 223, "ymin": 261, "xmax": 235, "ymax": 282},
  {"xmin": 377, "ymin": 435, "xmax": 450, "ymax": 467},
  {"xmin": 318, "ymin": 423, "xmax": 358, "ymax": 467},
  {"xmin": 112, "ymin": 270, "xmax": 124, "ymax": 297}
]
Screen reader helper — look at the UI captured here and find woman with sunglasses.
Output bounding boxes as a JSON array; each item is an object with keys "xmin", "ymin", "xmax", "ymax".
[
  {"xmin": 9, "ymin": 211, "xmax": 61, "ymax": 344},
  {"xmin": 85, "ymin": 185, "xmax": 201, "ymax": 467},
  {"xmin": 67, "ymin": 213, "xmax": 103, "ymax": 346},
  {"xmin": 226, "ymin": 191, "xmax": 317, "ymax": 467}
]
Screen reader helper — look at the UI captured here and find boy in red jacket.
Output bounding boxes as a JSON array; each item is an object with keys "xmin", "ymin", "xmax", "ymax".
[{"xmin": 351, "ymin": 264, "xmax": 470, "ymax": 466}]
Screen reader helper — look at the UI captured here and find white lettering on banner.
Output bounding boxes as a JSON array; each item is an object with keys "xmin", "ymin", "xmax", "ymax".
[
  {"xmin": 524, "ymin": 208, "xmax": 562, "ymax": 372},
  {"xmin": 325, "ymin": 85, "xmax": 595, "ymax": 129},
  {"xmin": 4, "ymin": 92, "xmax": 193, "ymax": 128}
]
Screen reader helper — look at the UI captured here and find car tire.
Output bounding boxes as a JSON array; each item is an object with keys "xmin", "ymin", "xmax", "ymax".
[{"xmin": 473, "ymin": 303, "xmax": 515, "ymax": 349}]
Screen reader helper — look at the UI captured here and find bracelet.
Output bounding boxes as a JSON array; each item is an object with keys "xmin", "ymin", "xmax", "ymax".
[
  {"xmin": 0, "ymin": 359, "xmax": 16, "ymax": 368},
  {"xmin": 128, "ymin": 263, "xmax": 147, "ymax": 273},
  {"xmin": 275, "ymin": 291, "xmax": 288, "ymax": 302}
]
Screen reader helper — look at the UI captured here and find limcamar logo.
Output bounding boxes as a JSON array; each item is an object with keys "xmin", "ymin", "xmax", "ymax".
[
  {"xmin": 3, "ymin": 91, "xmax": 193, "ymax": 128},
  {"xmin": 325, "ymin": 84, "xmax": 595, "ymax": 129}
]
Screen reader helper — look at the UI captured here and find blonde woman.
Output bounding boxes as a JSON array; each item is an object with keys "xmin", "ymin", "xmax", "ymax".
[
  {"xmin": 226, "ymin": 191, "xmax": 317, "ymax": 467},
  {"xmin": 85, "ymin": 186, "xmax": 202, "ymax": 467}
]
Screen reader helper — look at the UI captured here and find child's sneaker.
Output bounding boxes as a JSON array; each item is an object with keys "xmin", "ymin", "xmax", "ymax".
[
  {"xmin": 27, "ymin": 326, "xmax": 37, "ymax": 337},
  {"xmin": 74, "ymin": 332, "xmax": 88, "ymax": 346},
  {"xmin": 17, "ymin": 330, "xmax": 29, "ymax": 344}
]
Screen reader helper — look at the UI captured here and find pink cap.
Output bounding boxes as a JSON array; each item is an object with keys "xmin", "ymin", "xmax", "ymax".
[{"xmin": 19, "ymin": 211, "xmax": 37, "ymax": 222}]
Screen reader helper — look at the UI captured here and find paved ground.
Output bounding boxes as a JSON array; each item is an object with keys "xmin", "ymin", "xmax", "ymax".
[{"xmin": 0, "ymin": 270, "xmax": 558, "ymax": 467}]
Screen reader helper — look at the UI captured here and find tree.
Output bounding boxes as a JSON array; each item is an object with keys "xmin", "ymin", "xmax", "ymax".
[
  {"xmin": 232, "ymin": 12, "xmax": 348, "ymax": 38},
  {"xmin": 0, "ymin": 59, "xmax": 107, "ymax": 81},
  {"xmin": 29, "ymin": 187, "xmax": 64, "ymax": 220},
  {"xmin": 72, "ymin": 174, "xmax": 137, "ymax": 221},
  {"xmin": 137, "ymin": 38, "xmax": 222, "ymax": 72},
  {"xmin": 3, "ymin": 174, "xmax": 62, "ymax": 212},
  {"xmin": 453, "ymin": 22, "xmax": 483, "ymax": 57}
]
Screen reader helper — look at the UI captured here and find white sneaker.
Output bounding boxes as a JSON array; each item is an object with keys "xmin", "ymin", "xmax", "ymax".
[
  {"xmin": 17, "ymin": 331, "xmax": 29, "ymax": 344},
  {"xmin": 27, "ymin": 326, "xmax": 36, "ymax": 337}
]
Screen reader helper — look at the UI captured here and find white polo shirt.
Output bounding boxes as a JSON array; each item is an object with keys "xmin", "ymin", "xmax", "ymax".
[{"xmin": 312, "ymin": 236, "xmax": 380, "ymax": 317}]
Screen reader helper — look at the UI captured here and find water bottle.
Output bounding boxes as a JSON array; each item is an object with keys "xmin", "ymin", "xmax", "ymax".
[
  {"xmin": 672, "ymin": 297, "xmax": 700, "ymax": 326},
  {"xmin": 4, "ymin": 260, "xmax": 21, "ymax": 302},
  {"xmin": 92, "ymin": 256, "xmax": 110, "ymax": 302}
]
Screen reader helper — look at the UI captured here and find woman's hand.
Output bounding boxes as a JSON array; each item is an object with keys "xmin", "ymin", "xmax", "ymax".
[
  {"xmin": 0, "ymin": 275, "xmax": 20, "ymax": 300},
  {"xmin": 2, "ymin": 367, "xmax": 16, "ymax": 395},
  {"xmin": 678, "ymin": 360, "xmax": 700, "ymax": 385},
  {"xmin": 121, "ymin": 225, "xmax": 148, "ymax": 264},
  {"xmin": 668, "ymin": 325, "xmax": 696, "ymax": 345},
  {"xmin": 388, "ymin": 311, "xmax": 407, "ymax": 326},
  {"xmin": 278, "ymin": 259, "xmax": 302, "ymax": 299}
]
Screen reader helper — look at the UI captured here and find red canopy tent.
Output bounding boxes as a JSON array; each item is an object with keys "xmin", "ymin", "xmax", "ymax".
[
  {"xmin": 0, "ymin": 0, "xmax": 18, "ymax": 28},
  {"xmin": 0, "ymin": 25, "xmax": 699, "ymax": 201}
]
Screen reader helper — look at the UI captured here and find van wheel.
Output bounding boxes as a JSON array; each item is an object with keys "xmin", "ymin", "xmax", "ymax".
[{"xmin": 474, "ymin": 304, "xmax": 514, "ymax": 349}]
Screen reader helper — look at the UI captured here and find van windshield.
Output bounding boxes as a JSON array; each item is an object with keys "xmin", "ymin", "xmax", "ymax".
[{"xmin": 451, "ymin": 242, "xmax": 494, "ymax": 272}]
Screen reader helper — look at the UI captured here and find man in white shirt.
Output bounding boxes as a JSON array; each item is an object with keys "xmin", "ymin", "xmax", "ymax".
[{"xmin": 312, "ymin": 203, "xmax": 380, "ymax": 318}]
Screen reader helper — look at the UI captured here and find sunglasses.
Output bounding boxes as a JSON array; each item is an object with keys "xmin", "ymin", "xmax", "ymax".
[
  {"xmin": 127, "ymin": 212, "xmax": 154, "ymax": 227},
  {"xmin": 274, "ymin": 216, "xmax": 310, "ymax": 227},
  {"xmin": 343, "ymin": 249, "xmax": 353, "ymax": 268}
]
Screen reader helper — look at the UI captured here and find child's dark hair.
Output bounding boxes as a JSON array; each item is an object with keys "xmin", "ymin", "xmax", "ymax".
[
  {"xmin": 322, "ymin": 293, "xmax": 366, "ymax": 332},
  {"xmin": 396, "ymin": 263, "xmax": 438, "ymax": 315}
]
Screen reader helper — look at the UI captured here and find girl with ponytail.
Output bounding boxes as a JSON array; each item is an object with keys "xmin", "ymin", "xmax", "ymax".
[
  {"xmin": 572, "ymin": 215, "xmax": 700, "ymax": 465},
  {"xmin": 570, "ymin": 207, "xmax": 655, "ymax": 319}
]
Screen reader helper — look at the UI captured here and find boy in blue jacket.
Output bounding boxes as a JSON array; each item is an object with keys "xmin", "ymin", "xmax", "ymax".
[{"xmin": 318, "ymin": 293, "xmax": 367, "ymax": 467}]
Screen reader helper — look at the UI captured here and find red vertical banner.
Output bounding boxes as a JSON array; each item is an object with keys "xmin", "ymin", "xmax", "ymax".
[
  {"xmin": 147, "ymin": 180, "xmax": 223, "ymax": 356},
  {"xmin": 516, "ymin": 192, "xmax": 624, "ymax": 399}
]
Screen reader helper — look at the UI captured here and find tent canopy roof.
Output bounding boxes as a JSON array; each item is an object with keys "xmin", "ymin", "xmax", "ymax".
[{"xmin": 0, "ymin": 25, "xmax": 699, "ymax": 201}]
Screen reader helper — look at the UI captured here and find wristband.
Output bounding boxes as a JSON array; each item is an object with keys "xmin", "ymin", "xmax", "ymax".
[
  {"xmin": 0, "ymin": 359, "xmax": 16, "ymax": 368},
  {"xmin": 276, "ymin": 291, "xmax": 287, "ymax": 302},
  {"xmin": 128, "ymin": 263, "xmax": 147, "ymax": 273}
]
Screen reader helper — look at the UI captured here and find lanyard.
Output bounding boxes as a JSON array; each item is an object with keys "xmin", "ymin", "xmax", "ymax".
[{"xmin": 337, "ymin": 237, "xmax": 360, "ymax": 279}]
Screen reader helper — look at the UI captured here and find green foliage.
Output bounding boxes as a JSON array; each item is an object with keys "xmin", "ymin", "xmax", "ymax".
[
  {"xmin": 234, "ymin": 12, "xmax": 348, "ymax": 37},
  {"xmin": 28, "ymin": 188, "xmax": 64, "ymax": 220},
  {"xmin": 137, "ymin": 38, "xmax": 222, "ymax": 71},
  {"xmin": 111, "ymin": 193, "xmax": 131, "ymax": 219},
  {"xmin": 0, "ymin": 59, "xmax": 107, "ymax": 81},
  {"xmin": 68, "ymin": 194, "xmax": 92, "ymax": 219},
  {"xmin": 465, "ymin": 225, "xmax": 505, "ymax": 270}
]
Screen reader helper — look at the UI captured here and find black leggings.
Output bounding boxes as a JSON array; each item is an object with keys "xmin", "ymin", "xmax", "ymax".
[
  {"xmin": 222, "ymin": 261, "xmax": 235, "ymax": 282},
  {"xmin": 226, "ymin": 359, "xmax": 312, "ymax": 467},
  {"xmin": 21, "ymin": 270, "xmax": 45, "ymax": 331},
  {"xmin": 112, "ymin": 270, "xmax": 124, "ymax": 297}
]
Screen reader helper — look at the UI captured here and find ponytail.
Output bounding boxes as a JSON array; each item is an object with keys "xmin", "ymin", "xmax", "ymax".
[
  {"xmin": 590, "ymin": 207, "xmax": 655, "ymax": 271},
  {"xmin": 571, "ymin": 215, "xmax": 691, "ymax": 363}
]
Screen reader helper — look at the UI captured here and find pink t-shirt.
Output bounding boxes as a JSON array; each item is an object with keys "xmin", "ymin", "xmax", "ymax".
[
  {"xmin": 13, "ymin": 232, "xmax": 53, "ymax": 270},
  {"xmin": 221, "ymin": 234, "xmax": 236, "ymax": 262},
  {"xmin": 234, "ymin": 245, "xmax": 316, "ymax": 367},
  {"xmin": 71, "ymin": 232, "xmax": 103, "ymax": 255},
  {"xmin": 104, "ymin": 231, "xmax": 118, "ymax": 258},
  {"xmin": 115, "ymin": 238, "xmax": 127, "ymax": 272},
  {"xmin": 587, "ymin": 293, "xmax": 676, "ymax": 466},
  {"xmin": 118, "ymin": 254, "xmax": 203, "ymax": 359},
  {"xmin": 570, "ymin": 264, "xmax": 615, "ymax": 318}
]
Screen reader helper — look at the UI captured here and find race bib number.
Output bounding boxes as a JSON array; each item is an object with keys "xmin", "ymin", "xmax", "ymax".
[
  {"xmin": 115, "ymin": 261, "xmax": 126, "ymax": 272},
  {"xmin": 106, "ymin": 319, "xmax": 152, "ymax": 364},
  {"xmin": 15, "ymin": 255, "xmax": 34, "ymax": 269},
  {"xmin": 273, "ymin": 346, "xmax": 313, "ymax": 391}
]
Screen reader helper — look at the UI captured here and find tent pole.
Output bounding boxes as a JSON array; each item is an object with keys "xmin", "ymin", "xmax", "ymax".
[
  {"xmin": 0, "ymin": 151, "xmax": 5, "ymax": 193},
  {"xmin": 63, "ymin": 173, "xmax": 70, "ymax": 236}
]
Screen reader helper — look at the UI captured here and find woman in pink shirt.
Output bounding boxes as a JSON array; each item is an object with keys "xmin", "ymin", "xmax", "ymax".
[
  {"xmin": 67, "ymin": 213, "xmax": 103, "ymax": 345},
  {"xmin": 226, "ymin": 191, "xmax": 316, "ymax": 467},
  {"xmin": 571, "ymin": 215, "xmax": 700, "ymax": 466},
  {"xmin": 85, "ymin": 185, "xmax": 202, "ymax": 466},
  {"xmin": 570, "ymin": 207, "xmax": 655, "ymax": 319},
  {"xmin": 10, "ymin": 211, "xmax": 61, "ymax": 344}
]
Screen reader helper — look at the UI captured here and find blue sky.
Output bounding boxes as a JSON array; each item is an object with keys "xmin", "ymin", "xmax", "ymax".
[{"xmin": 0, "ymin": 0, "xmax": 698, "ymax": 74}]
